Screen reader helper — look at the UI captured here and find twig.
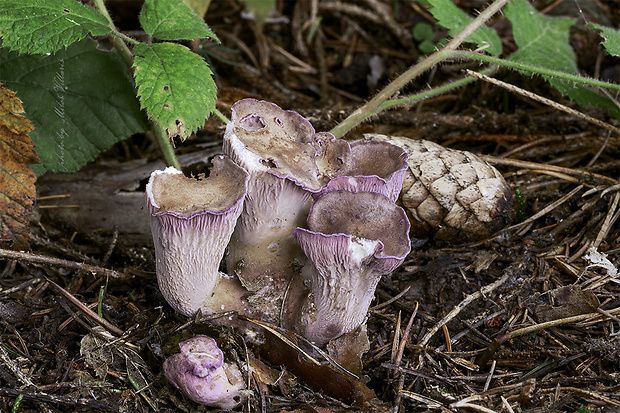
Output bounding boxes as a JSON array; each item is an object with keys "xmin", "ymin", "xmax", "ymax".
[
  {"xmin": 392, "ymin": 303, "xmax": 418, "ymax": 413},
  {"xmin": 0, "ymin": 387, "xmax": 118, "ymax": 411},
  {"xmin": 498, "ymin": 306, "xmax": 620, "ymax": 343},
  {"xmin": 0, "ymin": 344, "xmax": 34, "ymax": 387},
  {"xmin": 45, "ymin": 278, "xmax": 124, "ymax": 336},
  {"xmin": 501, "ymin": 396, "xmax": 515, "ymax": 413},
  {"xmin": 371, "ymin": 285, "xmax": 411, "ymax": 311},
  {"xmin": 450, "ymin": 395, "xmax": 498, "ymax": 413},
  {"xmin": 418, "ymin": 271, "xmax": 511, "ymax": 348},
  {"xmin": 0, "ymin": 278, "xmax": 43, "ymax": 296},
  {"xmin": 593, "ymin": 192, "xmax": 620, "ymax": 249},
  {"xmin": 465, "ymin": 69, "xmax": 620, "ymax": 136},
  {"xmin": 483, "ymin": 360, "xmax": 496, "ymax": 392},
  {"xmin": 399, "ymin": 390, "xmax": 444, "ymax": 409},
  {"xmin": 460, "ymin": 52, "xmax": 620, "ymax": 93},
  {"xmin": 481, "ymin": 156, "xmax": 618, "ymax": 185},
  {"xmin": 0, "ymin": 249, "xmax": 128, "ymax": 280},
  {"xmin": 505, "ymin": 185, "xmax": 584, "ymax": 231}
]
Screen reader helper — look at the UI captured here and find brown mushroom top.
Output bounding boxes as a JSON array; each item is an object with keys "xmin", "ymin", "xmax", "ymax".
[
  {"xmin": 307, "ymin": 190, "xmax": 411, "ymax": 260},
  {"xmin": 226, "ymin": 99, "xmax": 349, "ymax": 192},
  {"xmin": 148, "ymin": 155, "xmax": 248, "ymax": 218}
]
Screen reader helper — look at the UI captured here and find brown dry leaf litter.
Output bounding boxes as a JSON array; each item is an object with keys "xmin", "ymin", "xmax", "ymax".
[{"xmin": 0, "ymin": 84, "xmax": 38, "ymax": 250}]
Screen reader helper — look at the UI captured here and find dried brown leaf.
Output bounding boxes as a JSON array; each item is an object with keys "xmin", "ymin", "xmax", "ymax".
[{"xmin": 0, "ymin": 84, "xmax": 38, "ymax": 250}]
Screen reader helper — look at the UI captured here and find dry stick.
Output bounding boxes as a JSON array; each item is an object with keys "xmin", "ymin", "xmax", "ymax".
[
  {"xmin": 330, "ymin": 0, "xmax": 510, "ymax": 138},
  {"xmin": 501, "ymin": 396, "xmax": 516, "ymax": 413},
  {"xmin": 417, "ymin": 271, "xmax": 511, "ymax": 349},
  {"xmin": 497, "ymin": 306, "xmax": 620, "ymax": 343},
  {"xmin": 483, "ymin": 360, "xmax": 497, "ymax": 392},
  {"xmin": 399, "ymin": 390, "xmax": 444, "ymax": 409},
  {"xmin": 0, "ymin": 343, "xmax": 35, "ymax": 387},
  {"xmin": 481, "ymin": 156, "xmax": 619, "ymax": 185},
  {"xmin": 392, "ymin": 303, "xmax": 419, "ymax": 413},
  {"xmin": 0, "ymin": 387, "xmax": 118, "ymax": 411},
  {"xmin": 45, "ymin": 278, "xmax": 124, "ymax": 337},
  {"xmin": 465, "ymin": 69, "xmax": 620, "ymax": 137},
  {"xmin": 593, "ymin": 192, "xmax": 620, "ymax": 249},
  {"xmin": 505, "ymin": 185, "xmax": 584, "ymax": 231},
  {"xmin": 371, "ymin": 285, "xmax": 411, "ymax": 311},
  {"xmin": 450, "ymin": 395, "xmax": 499, "ymax": 413},
  {"xmin": 0, "ymin": 248, "xmax": 128, "ymax": 280},
  {"xmin": 0, "ymin": 277, "xmax": 43, "ymax": 296}
]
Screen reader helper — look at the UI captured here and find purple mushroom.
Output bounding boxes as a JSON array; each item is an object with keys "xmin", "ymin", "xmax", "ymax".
[
  {"xmin": 163, "ymin": 335, "xmax": 246, "ymax": 409},
  {"xmin": 293, "ymin": 190, "xmax": 411, "ymax": 346},
  {"xmin": 222, "ymin": 99, "xmax": 348, "ymax": 322},
  {"xmin": 146, "ymin": 155, "xmax": 249, "ymax": 317},
  {"xmin": 319, "ymin": 140, "xmax": 408, "ymax": 201}
]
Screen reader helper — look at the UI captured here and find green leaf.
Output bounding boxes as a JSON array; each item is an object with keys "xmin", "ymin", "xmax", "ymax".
[
  {"xmin": 139, "ymin": 0, "xmax": 218, "ymax": 41},
  {"xmin": 413, "ymin": 22, "xmax": 434, "ymax": 42},
  {"xmin": 506, "ymin": 0, "xmax": 577, "ymax": 75},
  {"xmin": 428, "ymin": 0, "xmax": 502, "ymax": 56},
  {"xmin": 0, "ymin": 0, "xmax": 111, "ymax": 54},
  {"xmin": 506, "ymin": 0, "xmax": 620, "ymax": 120},
  {"xmin": 0, "ymin": 39, "xmax": 148, "ymax": 174},
  {"xmin": 133, "ymin": 42, "xmax": 216, "ymax": 139},
  {"xmin": 588, "ymin": 24, "xmax": 620, "ymax": 57}
]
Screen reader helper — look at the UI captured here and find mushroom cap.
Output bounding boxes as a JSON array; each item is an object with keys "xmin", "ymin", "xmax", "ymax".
[
  {"xmin": 178, "ymin": 335, "xmax": 224, "ymax": 377},
  {"xmin": 224, "ymin": 98, "xmax": 347, "ymax": 192},
  {"xmin": 307, "ymin": 190, "xmax": 411, "ymax": 272},
  {"xmin": 146, "ymin": 155, "xmax": 249, "ymax": 317},
  {"xmin": 320, "ymin": 140, "xmax": 408, "ymax": 202},
  {"xmin": 147, "ymin": 155, "xmax": 248, "ymax": 218},
  {"xmin": 163, "ymin": 336, "xmax": 246, "ymax": 409}
]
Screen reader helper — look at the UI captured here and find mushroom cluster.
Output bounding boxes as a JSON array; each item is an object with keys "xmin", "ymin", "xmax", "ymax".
[
  {"xmin": 147, "ymin": 99, "xmax": 411, "ymax": 329},
  {"xmin": 148, "ymin": 99, "xmax": 512, "ymax": 406}
]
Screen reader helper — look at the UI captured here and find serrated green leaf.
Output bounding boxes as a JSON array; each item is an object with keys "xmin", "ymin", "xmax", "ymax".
[
  {"xmin": 139, "ymin": 0, "xmax": 218, "ymax": 41},
  {"xmin": 0, "ymin": 39, "xmax": 148, "ymax": 174},
  {"xmin": 506, "ymin": 0, "xmax": 577, "ymax": 75},
  {"xmin": 428, "ymin": 0, "xmax": 502, "ymax": 56},
  {"xmin": 133, "ymin": 42, "xmax": 216, "ymax": 140},
  {"xmin": 0, "ymin": 0, "xmax": 111, "ymax": 54},
  {"xmin": 506, "ymin": 0, "xmax": 620, "ymax": 121},
  {"xmin": 589, "ymin": 24, "xmax": 620, "ymax": 57}
]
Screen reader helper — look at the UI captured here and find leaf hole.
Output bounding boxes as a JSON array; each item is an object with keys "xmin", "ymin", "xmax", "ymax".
[{"xmin": 163, "ymin": 85, "xmax": 169, "ymax": 92}]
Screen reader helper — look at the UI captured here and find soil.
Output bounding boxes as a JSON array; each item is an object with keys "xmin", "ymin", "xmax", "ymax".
[{"xmin": 1, "ymin": 0, "xmax": 619, "ymax": 412}]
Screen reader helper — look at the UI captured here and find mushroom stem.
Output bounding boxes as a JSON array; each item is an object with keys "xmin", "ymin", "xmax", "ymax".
[
  {"xmin": 146, "ymin": 156, "xmax": 249, "ymax": 317},
  {"xmin": 294, "ymin": 230, "xmax": 384, "ymax": 346},
  {"xmin": 293, "ymin": 191, "xmax": 411, "ymax": 346}
]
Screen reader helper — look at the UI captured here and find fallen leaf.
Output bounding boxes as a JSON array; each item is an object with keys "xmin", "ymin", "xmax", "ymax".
[
  {"xmin": 259, "ymin": 327, "xmax": 376, "ymax": 408},
  {"xmin": 0, "ymin": 84, "xmax": 38, "ymax": 250},
  {"xmin": 536, "ymin": 286, "xmax": 600, "ymax": 322}
]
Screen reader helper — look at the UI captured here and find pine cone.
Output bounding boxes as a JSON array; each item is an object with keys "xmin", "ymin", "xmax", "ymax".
[{"xmin": 368, "ymin": 134, "xmax": 515, "ymax": 242}]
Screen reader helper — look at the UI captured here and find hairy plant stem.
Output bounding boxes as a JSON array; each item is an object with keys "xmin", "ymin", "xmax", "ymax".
[
  {"xmin": 92, "ymin": 0, "xmax": 180, "ymax": 168},
  {"xmin": 379, "ymin": 66, "xmax": 498, "ymax": 111},
  {"xmin": 330, "ymin": 0, "xmax": 509, "ymax": 138},
  {"xmin": 459, "ymin": 51, "xmax": 620, "ymax": 91}
]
